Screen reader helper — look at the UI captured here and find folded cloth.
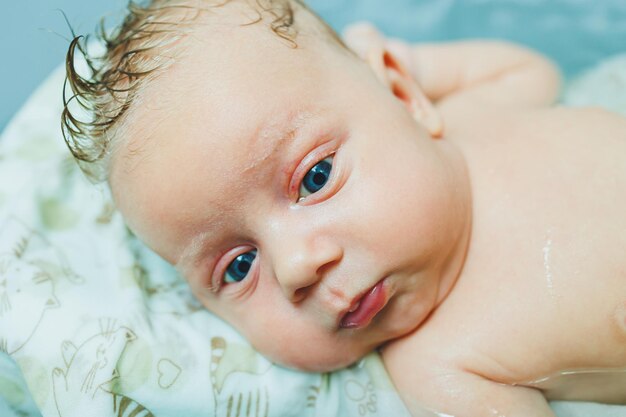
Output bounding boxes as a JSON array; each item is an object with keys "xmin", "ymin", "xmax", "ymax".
[{"xmin": 562, "ymin": 53, "xmax": 626, "ymax": 116}]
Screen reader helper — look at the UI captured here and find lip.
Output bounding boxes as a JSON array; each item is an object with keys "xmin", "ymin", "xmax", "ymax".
[{"xmin": 339, "ymin": 279, "xmax": 388, "ymax": 329}]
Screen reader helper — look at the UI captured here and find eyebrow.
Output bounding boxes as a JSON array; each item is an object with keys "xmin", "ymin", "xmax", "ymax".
[
  {"xmin": 175, "ymin": 110, "xmax": 315, "ymax": 276},
  {"xmin": 242, "ymin": 110, "xmax": 311, "ymax": 175}
]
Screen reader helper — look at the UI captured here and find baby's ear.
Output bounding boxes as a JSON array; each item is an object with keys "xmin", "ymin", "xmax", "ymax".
[
  {"xmin": 344, "ymin": 23, "xmax": 443, "ymax": 138},
  {"xmin": 369, "ymin": 47, "xmax": 444, "ymax": 138}
]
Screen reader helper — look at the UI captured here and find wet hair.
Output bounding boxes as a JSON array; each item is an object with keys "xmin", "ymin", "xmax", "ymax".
[{"xmin": 62, "ymin": 0, "xmax": 346, "ymax": 182}]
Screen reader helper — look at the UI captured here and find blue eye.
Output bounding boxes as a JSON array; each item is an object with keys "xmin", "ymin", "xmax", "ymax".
[
  {"xmin": 299, "ymin": 156, "xmax": 333, "ymax": 199},
  {"xmin": 224, "ymin": 250, "xmax": 257, "ymax": 284}
]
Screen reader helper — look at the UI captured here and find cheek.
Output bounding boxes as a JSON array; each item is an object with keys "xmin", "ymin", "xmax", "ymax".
[
  {"xmin": 215, "ymin": 271, "xmax": 387, "ymax": 372},
  {"xmin": 236, "ymin": 295, "xmax": 365, "ymax": 372},
  {"xmin": 349, "ymin": 151, "xmax": 449, "ymax": 264},
  {"xmin": 196, "ymin": 279, "xmax": 364, "ymax": 371},
  {"xmin": 251, "ymin": 326, "xmax": 363, "ymax": 372}
]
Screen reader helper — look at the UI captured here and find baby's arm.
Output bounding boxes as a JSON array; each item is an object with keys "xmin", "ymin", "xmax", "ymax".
[
  {"xmin": 402, "ymin": 40, "xmax": 561, "ymax": 107},
  {"xmin": 386, "ymin": 358, "xmax": 556, "ymax": 417},
  {"xmin": 344, "ymin": 23, "xmax": 561, "ymax": 108},
  {"xmin": 381, "ymin": 335, "xmax": 558, "ymax": 417}
]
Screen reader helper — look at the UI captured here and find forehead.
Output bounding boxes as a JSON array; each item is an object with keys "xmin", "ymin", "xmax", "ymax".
[
  {"xmin": 109, "ymin": 17, "xmax": 358, "ymax": 263},
  {"xmin": 118, "ymin": 13, "xmax": 340, "ymax": 164}
]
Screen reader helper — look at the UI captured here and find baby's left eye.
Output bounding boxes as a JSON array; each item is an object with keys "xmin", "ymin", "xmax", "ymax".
[
  {"xmin": 223, "ymin": 250, "xmax": 257, "ymax": 284},
  {"xmin": 298, "ymin": 156, "xmax": 333, "ymax": 200}
]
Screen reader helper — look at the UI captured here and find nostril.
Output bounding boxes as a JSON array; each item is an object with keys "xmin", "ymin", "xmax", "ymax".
[
  {"xmin": 316, "ymin": 259, "xmax": 340, "ymax": 278},
  {"xmin": 292, "ymin": 284, "xmax": 315, "ymax": 303},
  {"xmin": 292, "ymin": 288, "xmax": 306, "ymax": 303},
  {"xmin": 291, "ymin": 287, "xmax": 309, "ymax": 303}
]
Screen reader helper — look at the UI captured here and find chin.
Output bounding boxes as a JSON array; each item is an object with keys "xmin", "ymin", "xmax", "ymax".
[
  {"xmin": 264, "ymin": 343, "xmax": 367, "ymax": 373},
  {"xmin": 280, "ymin": 355, "xmax": 360, "ymax": 373}
]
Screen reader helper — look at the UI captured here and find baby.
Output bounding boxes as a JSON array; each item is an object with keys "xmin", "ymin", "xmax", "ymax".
[{"xmin": 62, "ymin": 0, "xmax": 626, "ymax": 416}]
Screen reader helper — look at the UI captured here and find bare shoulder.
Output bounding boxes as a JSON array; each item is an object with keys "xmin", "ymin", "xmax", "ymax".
[
  {"xmin": 439, "ymin": 100, "xmax": 626, "ymax": 149},
  {"xmin": 381, "ymin": 101, "xmax": 626, "ymax": 414},
  {"xmin": 381, "ymin": 328, "xmax": 557, "ymax": 417}
]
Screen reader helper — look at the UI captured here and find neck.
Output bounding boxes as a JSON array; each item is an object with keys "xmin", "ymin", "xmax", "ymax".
[{"xmin": 435, "ymin": 140, "xmax": 473, "ymax": 306}]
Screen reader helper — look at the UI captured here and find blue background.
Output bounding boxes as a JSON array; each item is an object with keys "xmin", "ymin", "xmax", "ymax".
[{"xmin": 2, "ymin": 0, "xmax": 625, "ymax": 132}]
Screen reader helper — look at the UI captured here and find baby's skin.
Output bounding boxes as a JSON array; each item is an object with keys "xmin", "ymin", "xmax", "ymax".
[
  {"xmin": 344, "ymin": 25, "xmax": 626, "ymax": 417},
  {"xmin": 107, "ymin": 4, "xmax": 626, "ymax": 416}
]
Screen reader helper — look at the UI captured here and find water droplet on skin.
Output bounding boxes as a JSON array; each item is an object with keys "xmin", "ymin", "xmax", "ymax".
[
  {"xmin": 542, "ymin": 227, "xmax": 556, "ymax": 298},
  {"xmin": 616, "ymin": 304, "xmax": 626, "ymax": 335}
]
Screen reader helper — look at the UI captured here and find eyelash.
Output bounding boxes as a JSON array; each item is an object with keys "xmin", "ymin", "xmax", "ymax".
[
  {"xmin": 290, "ymin": 143, "xmax": 338, "ymax": 204},
  {"xmin": 210, "ymin": 246, "xmax": 258, "ymax": 292}
]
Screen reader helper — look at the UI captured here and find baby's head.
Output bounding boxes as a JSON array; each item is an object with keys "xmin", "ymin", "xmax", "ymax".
[{"xmin": 63, "ymin": 0, "xmax": 472, "ymax": 372}]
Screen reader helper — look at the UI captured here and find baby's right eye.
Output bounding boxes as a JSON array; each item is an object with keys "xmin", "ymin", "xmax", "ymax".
[{"xmin": 223, "ymin": 250, "xmax": 257, "ymax": 284}]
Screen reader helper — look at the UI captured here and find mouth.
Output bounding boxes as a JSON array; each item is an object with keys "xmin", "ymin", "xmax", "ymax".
[{"xmin": 339, "ymin": 279, "xmax": 388, "ymax": 329}]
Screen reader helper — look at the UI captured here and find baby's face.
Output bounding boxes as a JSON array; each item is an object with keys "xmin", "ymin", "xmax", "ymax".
[{"xmin": 110, "ymin": 16, "xmax": 471, "ymax": 371}]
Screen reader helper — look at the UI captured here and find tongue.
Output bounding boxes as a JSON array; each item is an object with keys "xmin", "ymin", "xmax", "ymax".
[{"xmin": 341, "ymin": 282, "xmax": 385, "ymax": 329}]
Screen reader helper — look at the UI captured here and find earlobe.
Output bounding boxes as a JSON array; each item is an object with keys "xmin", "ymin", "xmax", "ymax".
[{"xmin": 367, "ymin": 47, "xmax": 444, "ymax": 138}]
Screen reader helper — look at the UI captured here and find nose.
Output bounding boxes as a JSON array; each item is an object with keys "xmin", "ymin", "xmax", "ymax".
[{"xmin": 271, "ymin": 231, "xmax": 343, "ymax": 303}]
